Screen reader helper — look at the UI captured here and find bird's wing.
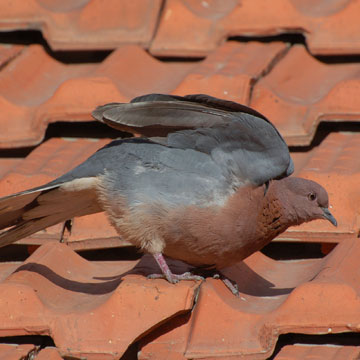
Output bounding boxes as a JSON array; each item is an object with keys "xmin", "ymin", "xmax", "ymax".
[
  {"xmin": 92, "ymin": 94, "xmax": 269, "ymax": 135},
  {"xmin": 93, "ymin": 94, "xmax": 293, "ymax": 186}
]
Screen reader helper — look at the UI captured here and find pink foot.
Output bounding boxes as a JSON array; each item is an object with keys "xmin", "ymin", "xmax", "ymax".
[
  {"xmin": 148, "ymin": 272, "xmax": 204, "ymax": 283},
  {"xmin": 150, "ymin": 253, "xmax": 238, "ymax": 296},
  {"xmin": 150, "ymin": 253, "xmax": 203, "ymax": 284}
]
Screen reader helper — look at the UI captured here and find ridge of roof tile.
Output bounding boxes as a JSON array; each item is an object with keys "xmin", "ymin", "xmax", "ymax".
[
  {"xmin": 150, "ymin": 0, "xmax": 360, "ymax": 56},
  {"xmin": 250, "ymin": 44, "xmax": 360, "ymax": 146},
  {"xmin": 0, "ymin": 0, "xmax": 162, "ymax": 50},
  {"xmin": 173, "ymin": 41, "xmax": 288, "ymax": 104}
]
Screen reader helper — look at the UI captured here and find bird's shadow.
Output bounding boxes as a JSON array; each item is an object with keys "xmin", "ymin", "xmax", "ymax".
[
  {"xmin": 13, "ymin": 255, "xmax": 293, "ymax": 297},
  {"xmin": 221, "ymin": 262, "xmax": 294, "ymax": 296},
  {"xmin": 13, "ymin": 263, "xmax": 124, "ymax": 295}
]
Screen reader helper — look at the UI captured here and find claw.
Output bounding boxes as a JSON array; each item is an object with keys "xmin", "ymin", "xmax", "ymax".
[
  {"xmin": 151, "ymin": 253, "xmax": 238, "ymax": 296},
  {"xmin": 151, "ymin": 253, "xmax": 203, "ymax": 284}
]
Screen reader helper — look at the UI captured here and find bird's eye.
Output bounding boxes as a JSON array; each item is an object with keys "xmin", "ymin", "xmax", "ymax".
[{"xmin": 308, "ymin": 192, "xmax": 317, "ymax": 201}]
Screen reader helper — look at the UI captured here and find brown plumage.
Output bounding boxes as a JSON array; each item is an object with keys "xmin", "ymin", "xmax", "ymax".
[
  {"xmin": 0, "ymin": 94, "xmax": 336, "ymax": 295},
  {"xmin": 98, "ymin": 176, "xmax": 335, "ymax": 271}
]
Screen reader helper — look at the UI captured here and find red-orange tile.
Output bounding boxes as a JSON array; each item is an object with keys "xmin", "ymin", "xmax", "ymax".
[
  {"xmin": 275, "ymin": 344, "xmax": 360, "ymax": 359},
  {"xmin": 0, "ymin": 242, "xmax": 199, "ymax": 359},
  {"xmin": 280, "ymin": 132, "xmax": 360, "ymax": 242},
  {"xmin": 0, "ymin": 159, "xmax": 22, "ymax": 179},
  {"xmin": 140, "ymin": 237, "xmax": 360, "ymax": 359},
  {"xmin": 251, "ymin": 45, "xmax": 360, "ymax": 145},
  {"xmin": 0, "ymin": 0, "xmax": 162, "ymax": 50},
  {"xmin": 36, "ymin": 347, "xmax": 63, "ymax": 360},
  {"xmin": 0, "ymin": 343, "xmax": 36, "ymax": 360},
  {"xmin": 138, "ymin": 314, "xmax": 191, "ymax": 360},
  {"xmin": 151, "ymin": 0, "xmax": 360, "ymax": 56},
  {"xmin": 0, "ymin": 44, "xmax": 194, "ymax": 148},
  {"xmin": 173, "ymin": 41, "xmax": 288, "ymax": 104},
  {"xmin": 0, "ymin": 44, "xmax": 23, "ymax": 68}
]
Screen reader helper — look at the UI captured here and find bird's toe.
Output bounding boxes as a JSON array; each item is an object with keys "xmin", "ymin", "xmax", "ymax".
[{"xmin": 147, "ymin": 272, "xmax": 203, "ymax": 284}]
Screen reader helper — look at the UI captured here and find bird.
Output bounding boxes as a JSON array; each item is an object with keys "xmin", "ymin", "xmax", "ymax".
[{"xmin": 0, "ymin": 94, "xmax": 337, "ymax": 295}]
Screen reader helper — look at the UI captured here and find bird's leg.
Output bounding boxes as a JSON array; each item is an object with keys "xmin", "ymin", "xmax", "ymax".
[
  {"xmin": 220, "ymin": 277, "xmax": 239, "ymax": 297},
  {"xmin": 151, "ymin": 252, "xmax": 176, "ymax": 283},
  {"xmin": 195, "ymin": 269, "xmax": 240, "ymax": 297},
  {"xmin": 148, "ymin": 253, "xmax": 204, "ymax": 284}
]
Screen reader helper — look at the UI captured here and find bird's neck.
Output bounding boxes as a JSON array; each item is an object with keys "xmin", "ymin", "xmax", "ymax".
[{"xmin": 256, "ymin": 180, "xmax": 299, "ymax": 241}]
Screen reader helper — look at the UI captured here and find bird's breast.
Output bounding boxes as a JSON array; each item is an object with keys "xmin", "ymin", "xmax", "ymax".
[{"xmin": 161, "ymin": 186, "xmax": 265, "ymax": 268}]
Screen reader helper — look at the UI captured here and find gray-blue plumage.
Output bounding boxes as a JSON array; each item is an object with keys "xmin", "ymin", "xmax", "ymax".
[{"xmin": 55, "ymin": 138, "xmax": 230, "ymax": 208}]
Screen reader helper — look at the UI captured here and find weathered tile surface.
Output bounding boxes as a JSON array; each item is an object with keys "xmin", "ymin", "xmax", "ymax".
[{"xmin": 0, "ymin": 0, "xmax": 162, "ymax": 50}]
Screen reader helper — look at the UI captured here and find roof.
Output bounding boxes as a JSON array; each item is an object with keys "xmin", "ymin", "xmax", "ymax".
[{"xmin": 0, "ymin": 1, "xmax": 359, "ymax": 359}]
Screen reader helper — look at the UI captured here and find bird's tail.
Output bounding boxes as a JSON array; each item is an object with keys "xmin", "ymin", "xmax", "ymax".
[{"xmin": 0, "ymin": 179, "xmax": 102, "ymax": 247}]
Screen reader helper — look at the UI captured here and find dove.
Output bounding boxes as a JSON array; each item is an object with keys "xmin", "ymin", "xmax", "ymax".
[{"xmin": 0, "ymin": 94, "xmax": 336, "ymax": 295}]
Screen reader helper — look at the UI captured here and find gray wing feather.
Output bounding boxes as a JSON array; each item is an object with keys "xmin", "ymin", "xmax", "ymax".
[{"xmin": 93, "ymin": 94, "xmax": 293, "ymax": 185}]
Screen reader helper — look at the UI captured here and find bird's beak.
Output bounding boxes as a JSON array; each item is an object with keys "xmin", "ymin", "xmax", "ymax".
[{"xmin": 321, "ymin": 207, "xmax": 337, "ymax": 227}]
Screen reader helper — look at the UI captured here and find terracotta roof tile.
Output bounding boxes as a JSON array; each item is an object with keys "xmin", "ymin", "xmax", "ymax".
[
  {"xmin": 274, "ymin": 344, "xmax": 360, "ymax": 360},
  {"xmin": 251, "ymin": 45, "xmax": 360, "ymax": 145},
  {"xmin": 140, "ymin": 237, "xmax": 360, "ymax": 359},
  {"xmin": 0, "ymin": 343, "xmax": 36, "ymax": 359},
  {"xmin": 0, "ymin": 1, "xmax": 359, "ymax": 358},
  {"xmin": 0, "ymin": 238, "xmax": 358, "ymax": 358},
  {"xmin": 151, "ymin": 0, "xmax": 360, "ymax": 57},
  {"xmin": 279, "ymin": 132, "xmax": 360, "ymax": 243},
  {"xmin": 0, "ymin": 159, "xmax": 22, "ymax": 179},
  {"xmin": 0, "ymin": 242, "xmax": 199, "ymax": 359},
  {"xmin": 0, "ymin": 345, "xmax": 62, "ymax": 360},
  {"xmin": 0, "ymin": 44, "xmax": 194, "ymax": 148},
  {"xmin": 0, "ymin": 44, "xmax": 23, "ymax": 67},
  {"xmin": 173, "ymin": 41, "xmax": 288, "ymax": 104},
  {"xmin": 36, "ymin": 347, "xmax": 63, "ymax": 360},
  {"xmin": 0, "ymin": 0, "xmax": 162, "ymax": 50}
]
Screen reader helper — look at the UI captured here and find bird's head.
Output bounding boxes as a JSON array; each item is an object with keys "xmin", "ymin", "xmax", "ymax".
[{"xmin": 277, "ymin": 177, "xmax": 337, "ymax": 227}]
